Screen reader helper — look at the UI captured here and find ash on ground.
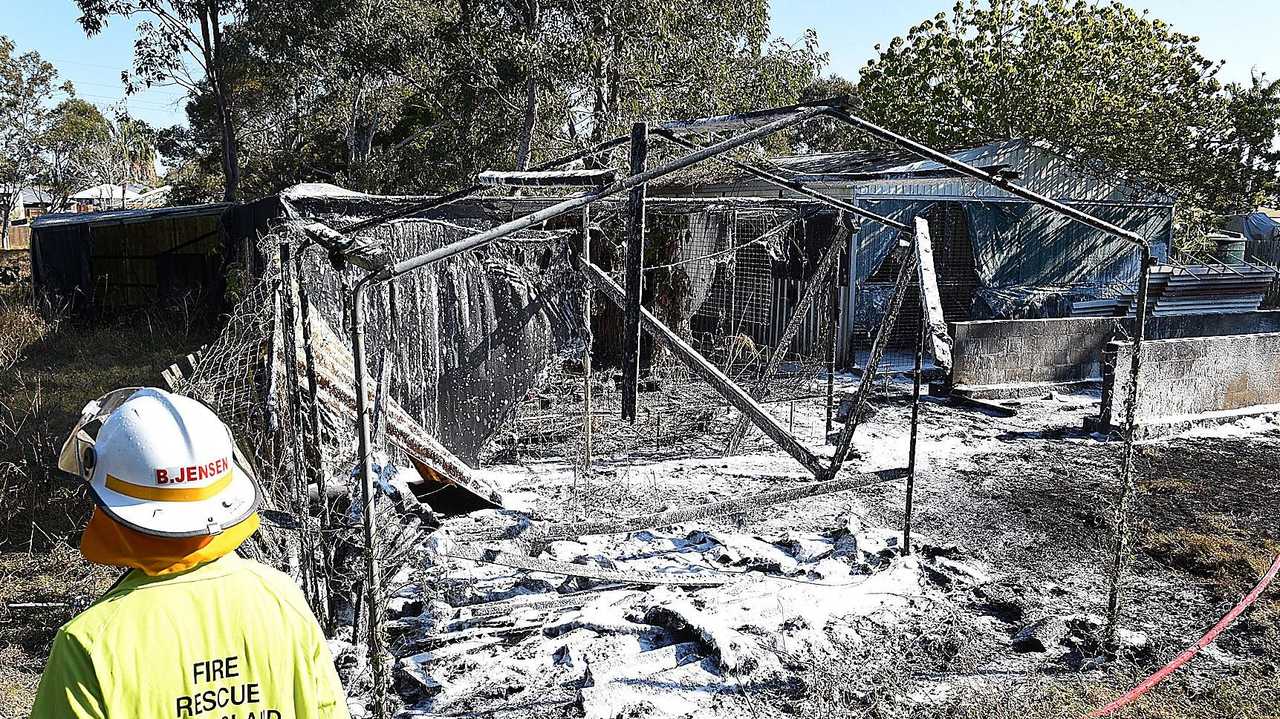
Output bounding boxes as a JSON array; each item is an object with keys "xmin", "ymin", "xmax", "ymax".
[{"xmin": 333, "ymin": 374, "xmax": 1280, "ymax": 718}]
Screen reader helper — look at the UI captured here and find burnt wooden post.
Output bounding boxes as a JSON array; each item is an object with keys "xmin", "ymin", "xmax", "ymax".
[
  {"xmin": 294, "ymin": 245, "xmax": 332, "ymax": 631},
  {"xmin": 277, "ymin": 243, "xmax": 315, "ymax": 607},
  {"xmin": 581, "ymin": 206, "xmax": 594, "ymax": 471},
  {"xmin": 913, "ymin": 217, "xmax": 952, "ymax": 370},
  {"xmin": 622, "ymin": 121, "xmax": 648, "ymax": 422},
  {"xmin": 825, "ymin": 262, "xmax": 839, "ymax": 435},
  {"xmin": 1106, "ymin": 246, "xmax": 1155, "ymax": 649},
  {"xmin": 903, "ymin": 301, "xmax": 926, "ymax": 555}
]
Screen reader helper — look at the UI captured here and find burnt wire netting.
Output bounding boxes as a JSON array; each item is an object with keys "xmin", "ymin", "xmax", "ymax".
[{"xmin": 491, "ymin": 202, "xmax": 846, "ymax": 464}]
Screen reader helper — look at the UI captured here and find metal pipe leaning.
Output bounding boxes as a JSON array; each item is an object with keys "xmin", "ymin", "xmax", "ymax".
[
  {"xmin": 823, "ymin": 108, "xmax": 1147, "ymax": 249},
  {"xmin": 650, "ymin": 128, "xmax": 911, "ymax": 234}
]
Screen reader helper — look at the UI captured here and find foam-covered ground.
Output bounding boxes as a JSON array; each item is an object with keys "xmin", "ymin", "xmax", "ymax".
[{"xmin": 340, "ymin": 377, "xmax": 1280, "ymax": 718}]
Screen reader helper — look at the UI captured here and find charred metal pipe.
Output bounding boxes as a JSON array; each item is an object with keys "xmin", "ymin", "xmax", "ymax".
[{"xmin": 824, "ymin": 109, "xmax": 1147, "ymax": 249}]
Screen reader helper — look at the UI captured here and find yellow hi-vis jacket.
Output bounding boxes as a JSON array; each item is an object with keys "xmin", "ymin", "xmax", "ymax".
[{"xmin": 31, "ymin": 555, "xmax": 349, "ymax": 719}]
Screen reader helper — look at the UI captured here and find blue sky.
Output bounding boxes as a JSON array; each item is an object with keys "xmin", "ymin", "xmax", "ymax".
[{"xmin": 1, "ymin": 0, "xmax": 1277, "ymax": 130}]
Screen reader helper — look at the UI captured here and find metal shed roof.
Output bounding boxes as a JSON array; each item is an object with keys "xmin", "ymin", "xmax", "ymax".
[{"xmin": 32, "ymin": 203, "xmax": 235, "ymax": 230}]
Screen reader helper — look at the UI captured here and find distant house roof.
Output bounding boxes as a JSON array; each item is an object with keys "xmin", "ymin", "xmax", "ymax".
[
  {"xmin": 18, "ymin": 187, "xmax": 55, "ymax": 205},
  {"xmin": 32, "ymin": 202, "xmax": 234, "ymax": 230},
  {"xmin": 70, "ymin": 183, "xmax": 148, "ymax": 201}
]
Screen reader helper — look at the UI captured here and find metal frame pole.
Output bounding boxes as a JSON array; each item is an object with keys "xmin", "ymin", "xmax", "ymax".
[
  {"xmin": 351, "ymin": 275, "xmax": 386, "ymax": 719},
  {"xmin": 825, "ymin": 264, "xmax": 839, "ymax": 436},
  {"xmin": 903, "ymin": 299, "xmax": 926, "ymax": 556}
]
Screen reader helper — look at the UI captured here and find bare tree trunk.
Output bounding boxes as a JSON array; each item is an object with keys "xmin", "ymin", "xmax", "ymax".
[
  {"xmin": 200, "ymin": 4, "xmax": 239, "ymax": 202},
  {"xmin": 515, "ymin": 0, "xmax": 541, "ymax": 170},
  {"xmin": 516, "ymin": 76, "xmax": 538, "ymax": 170},
  {"xmin": 1, "ymin": 187, "xmax": 12, "ymax": 251}
]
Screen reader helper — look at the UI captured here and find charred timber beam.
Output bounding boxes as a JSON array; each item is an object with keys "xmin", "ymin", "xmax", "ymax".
[
  {"xmin": 477, "ymin": 169, "xmax": 617, "ymax": 187},
  {"xmin": 913, "ymin": 218, "xmax": 952, "ymax": 370},
  {"xmin": 581, "ymin": 259, "xmax": 826, "ymax": 477},
  {"xmin": 622, "ymin": 122, "xmax": 648, "ymax": 422},
  {"xmin": 436, "ymin": 543, "xmax": 728, "ymax": 587},
  {"xmin": 383, "ymin": 105, "xmax": 832, "ymax": 280},
  {"xmin": 824, "ymin": 109, "xmax": 1146, "ymax": 248},
  {"xmin": 452, "ymin": 466, "xmax": 909, "ymax": 544},
  {"xmin": 650, "ymin": 128, "xmax": 910, "ymax": 234}
]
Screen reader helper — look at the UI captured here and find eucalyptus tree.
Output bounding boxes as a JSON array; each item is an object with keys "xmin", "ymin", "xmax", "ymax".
[
  {"xmin": 42, "ymin": 99, "xmax": 113, "ymax": 210},
  {"xmin": 0, "ymin": 37, "xmax": 67, "ymax": 246},
  {"xmin": 76, "ymin": 0, "xmax": 244, "ymax": 201}
]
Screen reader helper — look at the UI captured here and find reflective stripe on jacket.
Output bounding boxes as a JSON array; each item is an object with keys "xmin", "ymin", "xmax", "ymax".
[{"xmin": 32, "ymin": 555, "xmax": 348, "ymax": 719}]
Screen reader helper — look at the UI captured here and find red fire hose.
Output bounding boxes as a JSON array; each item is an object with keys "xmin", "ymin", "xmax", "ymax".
[{"xmin": 1088, "ymin": 551, "xmax": 1280, "ymax": 717}]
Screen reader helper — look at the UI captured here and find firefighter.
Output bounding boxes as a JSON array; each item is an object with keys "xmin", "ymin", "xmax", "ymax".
[{"xmin": 32, "ymin": 387, "xmax": 348, "ymax": 719}]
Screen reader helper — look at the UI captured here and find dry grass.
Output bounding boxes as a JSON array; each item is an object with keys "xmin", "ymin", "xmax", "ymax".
[
  {"xmin": 0, "ymin": 251, "xmax": 216, "ymax": 716},
  {"xmin": 0, "ymin": 545, "xmax": 117, "ymax": 719},
  {"xmin": 938, "ymin": 663, "xmax": 1280, "ymax": 719}
]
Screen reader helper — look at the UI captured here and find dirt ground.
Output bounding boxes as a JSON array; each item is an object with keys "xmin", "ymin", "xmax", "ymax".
[{"xmin": 2, "ymin": 245, "xmax": 1279, "ymax": 718}]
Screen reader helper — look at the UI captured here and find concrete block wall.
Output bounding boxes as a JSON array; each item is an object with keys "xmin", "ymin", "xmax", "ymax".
[
  {"xmin": 950, "ymin": 310, "xmax": 1280, "ymax": 390},
  {"xmin": 951, "ymin": 317, "xmax": 1114, "ymax": 387},
  {"xmin": 1100, "ymin": 332, "xmax": 1280, "ymax": 428}
]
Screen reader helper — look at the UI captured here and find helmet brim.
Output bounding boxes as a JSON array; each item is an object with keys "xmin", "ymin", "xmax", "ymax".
[{"xmin": 89, "ymin": 452, "xmax": 261, "ymax": 539}]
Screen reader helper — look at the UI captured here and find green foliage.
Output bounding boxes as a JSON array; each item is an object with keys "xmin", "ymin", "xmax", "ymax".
[
  {"xmin": 154, "ymin": 0, "xmax": 826, "ymax": 200},
  {"xmin": 76, "ymin": 0, "xmax": 244, "ymax": 200},
  {"xmin": 0, "ymin": 37, "xmax": 68, "ymax": 207},
  {"xmin": 41, "ymin": 99, "xmax": 112, "ymax": 209},
  {"xmin": 838, "ymin": 0, "xmax": 1280, "ymax": 236}
]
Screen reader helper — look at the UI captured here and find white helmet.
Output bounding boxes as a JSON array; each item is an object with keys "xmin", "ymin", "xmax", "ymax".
[{"xmin": 58, "ymin": 387, "xmax": 260, "ymax": 538}]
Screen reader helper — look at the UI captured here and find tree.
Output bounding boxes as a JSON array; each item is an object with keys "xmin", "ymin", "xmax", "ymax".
[
  {"xmin": 146, "ymin": 0, "xmax": 826, "ymax": 201},
  {"xmin": 41, "ymin": 98, "xmax": 113, "ymax": 210},
  {"xmin": 840, "ymin": 0, "xmax": 1280, "ymax": 240},
  {"xmin": 76, "ymin": 0, "xmax": 243, "ymax": 201},
  {"xmin": 0, "ymin": 36, "xmax": 68, "ymax": 247}
]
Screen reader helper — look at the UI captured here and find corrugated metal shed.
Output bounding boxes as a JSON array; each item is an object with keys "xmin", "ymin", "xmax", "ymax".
[{"xmin": 31, "ymin": 203, "xmax": 234, "ymax": 311}]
